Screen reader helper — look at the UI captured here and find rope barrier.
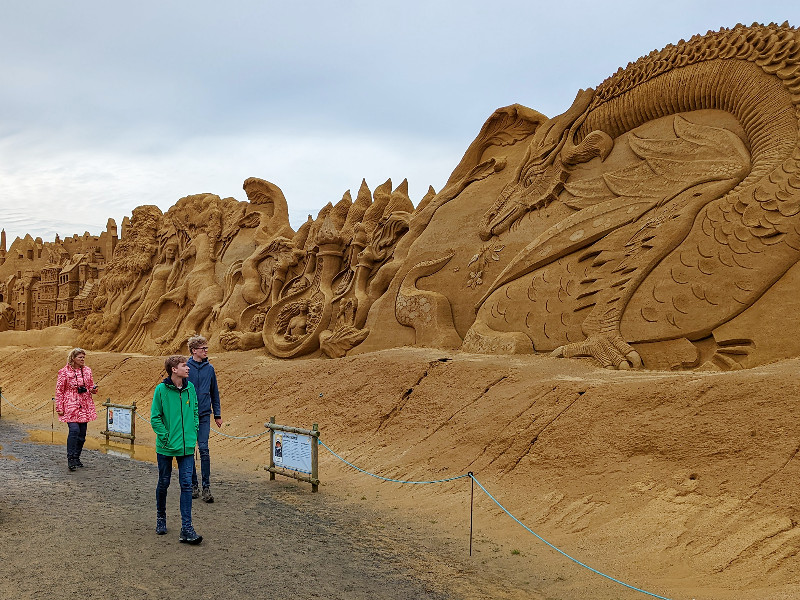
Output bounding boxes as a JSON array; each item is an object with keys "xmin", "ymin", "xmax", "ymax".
[
  {"xmin": 0, "ymin": 391, "xmax": 54, "ymax": 413},
  {"xmin": 135, "ymin": 410, "xmax": 152, "ymax": 425},
  {"xmin": 133, "ymin": 409, "xmax": 268, "ymax": 440},
  {"xmin": 319, "ymin": 437, "xmax": 672, "ymax": 600},
  {"xmin": 210, "ymin": 428, "xmax": 270, "ymax": 440},
  {"xmin": 468, "ymin": 475, "xmax": 673, "ymax": 600},
  {"xmin": 319, "ymin": 439, "xmax": 471, "ymax": 484}
]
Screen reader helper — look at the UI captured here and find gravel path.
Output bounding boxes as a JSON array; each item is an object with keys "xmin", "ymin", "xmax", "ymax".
[{"xmin": 0, "ymin": 419, "xmax": 467, "ymax": 600}]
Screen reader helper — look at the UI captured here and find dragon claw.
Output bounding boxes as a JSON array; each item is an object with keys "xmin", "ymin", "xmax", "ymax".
[{"xmin": 551, "ymin": 335, "xmax": 642, "ymax": 370}]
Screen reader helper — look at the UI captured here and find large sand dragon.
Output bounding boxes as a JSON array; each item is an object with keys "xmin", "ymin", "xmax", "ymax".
[{"xmin": 469, "ymin": 22, "xmax": 800, "ymax": 369}]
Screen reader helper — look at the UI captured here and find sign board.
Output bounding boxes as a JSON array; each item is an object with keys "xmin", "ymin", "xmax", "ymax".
[
  {"xmin": 273, "ymin": 431, "xmax": 312, "ymax": 474},
  {"xmin": 107, "ymin": 406, "xmax": 133, "ymax": 435},
  {"xmin": 101, "ymin": 400, "xmax": 137, "ymax": 445},
  {"xmin": 265, "ymin": 418, "xmax": 320, "ymax": 492}
]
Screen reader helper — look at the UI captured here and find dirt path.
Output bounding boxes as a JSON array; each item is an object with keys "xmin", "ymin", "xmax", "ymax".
[{"xmin": 0, "ymin": 420, "xmax": 482, "ymax": 600}]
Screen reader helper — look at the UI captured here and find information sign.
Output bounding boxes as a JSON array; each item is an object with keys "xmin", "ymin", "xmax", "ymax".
[
  {"xmin": 107, "ymin": 407, "xmax": 133, "ymax": 435},
  {"xmin": 273, "ymin": 432, "xmax": 312, "ymax": 474}
]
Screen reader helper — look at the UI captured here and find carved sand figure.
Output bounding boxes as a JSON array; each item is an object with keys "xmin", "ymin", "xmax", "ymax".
[
  {"xmin": 262, "ymin": 215, "xmax": 343, "ymax": 358},
  {"xmin": 395, "ymin": 251, "xmax": 461, "ymax": 348},
  {"xmin": 144, "ymin": 230, "xmax": 223, "ymax": 352},
  {"xmin": 0, "ymin": 301, "xmax": 14, "ymax": 331},
  {"xmin": 469, "ymin": 22, "xmax": 800, "ymax": 369},
  {"xmin": 215, "ymin": 178, "xmax": 297, "ymax": 325},
  {"xmin": 77, "ymin": 206, "xmax": 164, "ymax": 349},
  {"xmin": 109, "ymin": 238, "xmax": 179, "ymax": 352}
]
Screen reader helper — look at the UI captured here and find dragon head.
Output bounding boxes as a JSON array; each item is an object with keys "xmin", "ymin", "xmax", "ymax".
[{"xmin": 478, "ymin": 89, "xmax": 612, "ymax": 241}]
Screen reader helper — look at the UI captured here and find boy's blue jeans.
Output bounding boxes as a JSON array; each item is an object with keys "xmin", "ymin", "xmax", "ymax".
[
  {"xmin": 156, "ymin": 453, "xmax": 194, "ymax": 530},
  {"xmin": 192, "ymin": 414, "xmax": 211, "ymax": 489}
]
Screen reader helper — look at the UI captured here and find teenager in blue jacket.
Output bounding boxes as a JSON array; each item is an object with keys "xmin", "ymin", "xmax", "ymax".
[{"xmin": 186, "ymin": 335, "xmax": 222, "ymax": 502}]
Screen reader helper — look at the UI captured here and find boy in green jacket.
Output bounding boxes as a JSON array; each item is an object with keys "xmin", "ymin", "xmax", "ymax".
[{"xmin": 150, "ymin": 355, "xmax": 202, "ymax": 544}]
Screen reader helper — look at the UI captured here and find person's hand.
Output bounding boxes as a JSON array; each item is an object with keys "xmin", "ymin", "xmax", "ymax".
[
  {"xmin": 91, "ymin": 384, "xmax": 98, "ymax": 393},
  {"xmin": 215, "ymin": 417, "xmax": 223, "ymax": 428},
  {"xmin": 56, "ymin": 410, "xmax": 64, "ymax": 416}
]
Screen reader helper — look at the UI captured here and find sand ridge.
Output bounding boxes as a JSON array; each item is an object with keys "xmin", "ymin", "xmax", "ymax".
[{"xmin": 1, "ymin": 344, "xmax": 798, "ymax": 599}]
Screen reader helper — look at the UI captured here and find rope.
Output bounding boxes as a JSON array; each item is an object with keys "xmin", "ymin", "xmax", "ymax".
[
  {"xmin": 469, "ymin": 475, "xmax": 673, "ymax": 600},
  {"xmin": 319, "ymin": 438, "xmax": 673, "ymax": 600},
  {"xmin": 319, "ymin": 439, "xmax": 470, "ymax": 484},
  {"xmin": 134, "ymin": 409, "xmax": 267, "ymax": 440},
  {"xmin": 135, "ymin": 410, "xmax": 152, "ymax": 425},
  {"xmin": 0, "ymin": 391, "xmax": 53, "ymax": 413},
  {"xmin": 210, "ymin": 428, "xmax": 269, "ymax": 440}
]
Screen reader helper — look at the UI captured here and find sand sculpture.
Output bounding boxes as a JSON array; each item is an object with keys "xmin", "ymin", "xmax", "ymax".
[{"xmin": 2, "ymin": 22, "xmax": 800, "ymax": 370}]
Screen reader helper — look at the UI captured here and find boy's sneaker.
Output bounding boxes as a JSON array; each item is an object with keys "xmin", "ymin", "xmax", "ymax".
[
  {"xmin": 201, "ymin": 487, "xmax": 214, "ymax": 503},
  {"xmin": 156, "ymin": 517, "xmax": 167, "ymax": 535},
  {"xmin": 68, "ymin": 459, "xmax": 77, "ymax": 472},
  {"xmin": 179, "ymin": 527, "xmax": 203, "ymax": 545},
  {"xmin": 76, "ymin": 459, "xmax": 85, "ymax": 468},
  {"xmin": 191, "ymin": 484, "xmax": 200, "ymax": 499}
]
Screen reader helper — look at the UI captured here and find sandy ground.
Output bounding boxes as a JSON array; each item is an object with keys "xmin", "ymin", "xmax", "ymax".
[
  {"xmin": 0, "ymin": 420, "xmax": 482, "ymax": 600},
  {"xmin": 1, "ymin": 344, "xmax": 799, "ymax": 600}
]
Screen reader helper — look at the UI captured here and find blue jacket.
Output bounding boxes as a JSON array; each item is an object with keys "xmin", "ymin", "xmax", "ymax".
[{"xmin": 187, "ymin": 357, "xmax": 221, "ymax": 419}]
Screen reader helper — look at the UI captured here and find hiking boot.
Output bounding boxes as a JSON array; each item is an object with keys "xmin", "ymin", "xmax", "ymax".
[
  {"xmin": 179, "ymin": 527, "xmax": 203, "ymax": 545},
  {"xmin": 191, "ymin": 483, "xmax": 201, "ymax": 499},
  {"xmin": 68, "ymin": 459, "xmax": 77, "ymax": 472},
  {"xmin": 156, "ymin": 517, "xmax": 167, "ymax": 535},
  {"xmin": 201, "ymin": 487, "xmax": 214, "ymax": 503}
]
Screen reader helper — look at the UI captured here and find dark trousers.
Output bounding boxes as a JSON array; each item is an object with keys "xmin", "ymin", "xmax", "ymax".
[
  {"xmin": 66, "ymin": 422, "xmax": 87, "ymax": 460},
  {"xmin": 192, "ymin": 414, "xmax": 211, "ymax": 489},
  {"xmin": 156, "ymin": 453, "xmax": 194, "ymax": 530}
]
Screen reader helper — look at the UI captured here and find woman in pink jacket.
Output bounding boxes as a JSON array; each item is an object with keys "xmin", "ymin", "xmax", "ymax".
[{"xmin": 55, "ymin": 348, "xmax": 98, "ymax": 471}]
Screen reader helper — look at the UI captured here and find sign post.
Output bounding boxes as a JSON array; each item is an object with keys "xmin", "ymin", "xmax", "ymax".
[
  {"xmin": 100, "ymin": 400, "xmax": 137, "ymax": 446},
  {"xmin": 265, "ymin": 416, "xmax": 320, "ymax": 492}
]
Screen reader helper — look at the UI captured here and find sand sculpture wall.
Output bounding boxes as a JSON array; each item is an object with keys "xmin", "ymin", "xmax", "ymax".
[{"xmin": 3, "ymin": 22, "xmax": 800, "ymax": 371}]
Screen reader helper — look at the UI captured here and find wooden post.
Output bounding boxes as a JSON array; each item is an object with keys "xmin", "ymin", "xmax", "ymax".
[
  {"xmin": 268, "ymin": 416, "xmax": 276, "ymax": 481},
  {"xmin": 105, "ymin": 398, "xmax": 110, "ymax": 445},
  {"xmin": 311, "ymin": 423, "xmax": 319, "ymax": 493},
  {"xmin": 131, "ymin": 401, "xmax": 137, "ymax": 447},
  {"xmin": 0, "ymin": 386, "xmax": 3, "ymax": 419}
]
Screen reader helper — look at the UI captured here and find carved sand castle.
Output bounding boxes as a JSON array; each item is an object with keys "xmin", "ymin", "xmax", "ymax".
[{"xmin": 3, "ymin": 22, "xmax": 800, "ymax": 371}]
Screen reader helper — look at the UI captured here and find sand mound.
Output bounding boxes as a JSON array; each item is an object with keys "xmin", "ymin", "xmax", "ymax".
[{"xmin": 1, "ymin": 343, "xmax": 798, "ymax": 599}]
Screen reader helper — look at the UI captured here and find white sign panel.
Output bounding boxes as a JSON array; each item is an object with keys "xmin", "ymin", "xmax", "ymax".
[
  {"xmin": 107, "ymin": 407, "xmax": 133, "ymax": 435},
  {"xmin": 273, "ymin": 432, "xmax": 312, "ymax": 474}
]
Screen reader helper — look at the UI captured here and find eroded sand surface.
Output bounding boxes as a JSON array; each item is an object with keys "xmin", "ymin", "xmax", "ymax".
[{"xmin": 1, "ymin": 345, "xmax": 799, "ymax": 599}]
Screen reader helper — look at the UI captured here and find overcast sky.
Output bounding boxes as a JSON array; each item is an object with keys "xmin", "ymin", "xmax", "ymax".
[{"xmin": 1, "ymin": 1, "xmax": 798, "ymax": 244}]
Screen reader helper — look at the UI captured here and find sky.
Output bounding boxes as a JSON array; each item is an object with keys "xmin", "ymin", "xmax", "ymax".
[{"xmin": 1, "ymin": 1, "xmax": 798, "ymax": 244}]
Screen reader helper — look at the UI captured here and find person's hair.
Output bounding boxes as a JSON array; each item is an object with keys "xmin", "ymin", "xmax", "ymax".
[
  {"xmin": 67, "ymin": 348, "xmax": 86, "ymax": 367},
  {"xmin": 164, "ymin": 355, "xmax": 187, "ymax": 376},
  {"xmin": 187, "ymin": 335, "xmax": 208, "ymax": 352}
]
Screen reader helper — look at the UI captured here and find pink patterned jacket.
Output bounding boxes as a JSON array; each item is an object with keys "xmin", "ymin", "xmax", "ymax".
[{"xmin": 55, "ymin": 365, "xmax": 98, "ymax": 423}]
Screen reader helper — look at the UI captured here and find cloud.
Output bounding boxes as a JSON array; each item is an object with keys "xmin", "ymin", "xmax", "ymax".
[
  {"xmin": 0, "ymin": 128, "xmax": 461, "ymax": 243},
  {"xmin": 1, "ymin": 1, "xmax": 799, "ymax": 244}
]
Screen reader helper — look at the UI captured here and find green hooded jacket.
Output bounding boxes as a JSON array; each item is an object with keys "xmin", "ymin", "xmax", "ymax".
[{"xmin": 150, "ymin": 377, "xmax": 199, "ymax": 456}]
